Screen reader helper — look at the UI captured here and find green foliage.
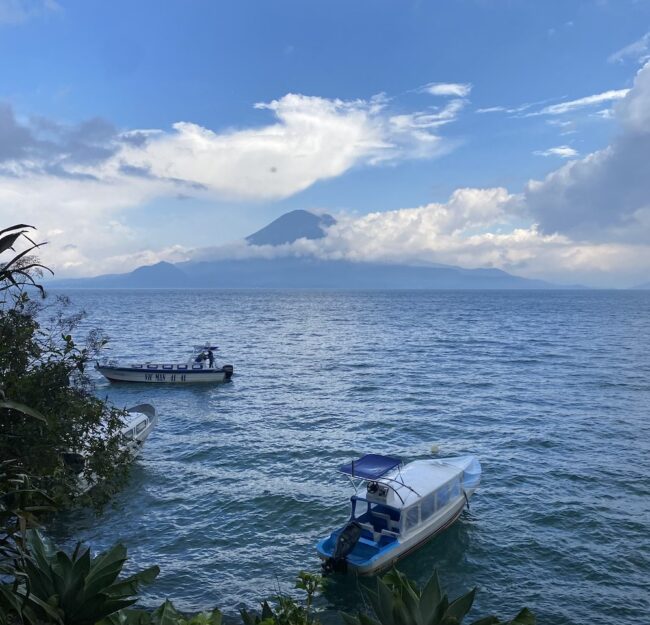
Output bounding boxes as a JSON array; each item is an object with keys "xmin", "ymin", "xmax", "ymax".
[
  {"xmin": 0, "ymin": 223, "xmax": 131, "ymax": 509},
  {"xmin": 0, "ymin": 458, "xmax": 57, "ymax": 625},
  {"xmin": 240, "ymin": 571, "xmax": 323, "ymax": 625},
  {"xmin": 342, "ymin": 568, "xmax": 535, "ymax": 625},
  {"xmin": 101, "ymin": 600, "xmax": 222, "ymax": 625},
  {"xmin": 13, "ymin": 531, "xmax": 159, "ymax": 625},
  {"xmin": 0, "ymin": 224, "xmax": 51, "ymax": 297},
  {"xmin": 294, "ymin": 571, "xmax": 322, "ymax": 612}
]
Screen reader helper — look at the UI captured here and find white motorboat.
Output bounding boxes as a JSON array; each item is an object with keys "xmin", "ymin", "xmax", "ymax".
[
  {"xmin": 317, "ymin": 453, "xmax": 481, "ymax": 575},
  {"xmin": 95, "ymin": 344, "xmax": 234, "ymax": 384},
  {"xmin": 63, "ymin": 403, "xmax": 158, "ymax": 494}
]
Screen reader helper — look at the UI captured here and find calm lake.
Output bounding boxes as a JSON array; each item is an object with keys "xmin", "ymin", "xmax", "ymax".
[{"xmin": 48, "ymin": 289, "xmax": 650, "ymax": 625}]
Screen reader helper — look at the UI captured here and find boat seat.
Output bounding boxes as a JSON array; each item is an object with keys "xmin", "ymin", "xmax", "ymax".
[
  {"xmin": 369, "ymin": 512, "xmax": 390, "ymax": 533},
  {"xmin": 374, "ymin": 504, "xmax": 400, "ymax": 521}
]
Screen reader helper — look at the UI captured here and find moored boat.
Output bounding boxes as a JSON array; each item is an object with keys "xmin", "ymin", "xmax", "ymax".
[
  {"xmin": 316, "ymin": 453, "xmax": 481, "ymax": 575},
  {"xmin": 64, "ymin": 403, "xmax": 158, "ymax": 494},
  {"xmin": 95, "ymin": 344, "xmax": 234, "ymax": 384}
]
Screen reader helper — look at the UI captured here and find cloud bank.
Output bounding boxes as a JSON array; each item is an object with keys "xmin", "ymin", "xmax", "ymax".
[
  {"xmin": 224, "ymin": 65, "xmax": 650, "ymax": 287},
  {"xmin": 0, "ymin": 91, "xmax": 467, "ymax": 273},
  {"xmin": 3, "ymin": 63, "xmax": 650, "ymax": 287},
  {"xmin": 525, "ymin": 61, "xmax": 650, "ymax": 243}
]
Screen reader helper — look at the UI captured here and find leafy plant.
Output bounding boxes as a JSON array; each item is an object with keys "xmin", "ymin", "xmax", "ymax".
[
  {"xmin": 0, "ymin": 224, "xmax": 50, "ymax": 297},
  {"xmin": 240, "ymin": 571, "xmax": 323, "ymax": 625},
  {"xmin": 17, "ymin": 531, "xmax": 159, "ymax": 625},
  {"xmin": 0, "ymin": 458, "xmax": 57, "ymax": 625},
  {"xmin": 1, "ymin": 223, "xmax": 131, "ymax": 509},
  {"xmin": 342, "ymin": 568, "xmax": 535, "ymax": 625},
  {"xmin": 101, "ymin": 600, "xmax": 222, "ymax": 625}
]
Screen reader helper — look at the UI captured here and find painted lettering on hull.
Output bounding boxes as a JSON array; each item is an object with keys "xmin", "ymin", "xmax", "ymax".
[{"xmin": 142, "ymin": 372, "xmax": 187, "ymax": 382}]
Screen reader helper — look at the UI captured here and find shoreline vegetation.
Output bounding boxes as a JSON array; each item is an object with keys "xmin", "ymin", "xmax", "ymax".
[{"xmin": 0, "ymin": 224, "xmax": 535, "ymax": 625}]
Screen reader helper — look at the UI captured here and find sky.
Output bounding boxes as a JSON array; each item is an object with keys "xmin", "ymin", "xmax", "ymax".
[{"xmin": 1, "ymin": 0, "xmax": 650, "ymax": 287}]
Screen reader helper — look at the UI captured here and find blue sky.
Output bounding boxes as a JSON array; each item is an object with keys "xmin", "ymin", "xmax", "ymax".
[{"xmin": 1, "ymin": 0, "xmax": 650, "ymax": 285}]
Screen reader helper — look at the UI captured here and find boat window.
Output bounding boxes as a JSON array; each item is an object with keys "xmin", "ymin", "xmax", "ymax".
[
  {"xmin": 436, "ymin": 484, "xmax": 450, "ymax": 509},
  {"xmin": 135, "ymin": 420, "xmax": 147, "ymax": 434},
  {"xmin": 450, "ymin": 479, "xmax": 461, "ymax": 499},
  {"xmin": 405, "ymin": 506, "xmax": 420, "ymax": 530},
  {"xmin": 420, "ymin": 494, "xmax": 436, "ymax": 521}
]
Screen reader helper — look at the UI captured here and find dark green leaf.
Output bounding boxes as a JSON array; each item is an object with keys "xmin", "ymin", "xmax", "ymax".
[{"xmin": 151, "ymin": 600, "xmax": 183, "ymax": 625}]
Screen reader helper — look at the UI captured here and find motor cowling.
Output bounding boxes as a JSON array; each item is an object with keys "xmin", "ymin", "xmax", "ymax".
[
  {"xmin": 223, "ymin": 365, "xmax": 234, "ymax": 380},
  {"xmin": 322, "ymin": 521, "xmax": 362, "ymax": 575}
]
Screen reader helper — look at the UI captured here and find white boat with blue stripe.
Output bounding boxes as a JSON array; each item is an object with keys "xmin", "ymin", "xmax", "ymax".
[
  {"xmin": 317, "ymin": 453, "xmax": 481, "ymax": 575},
  {"xmin": 95, "ymin": 344, "xmax": 234, "ymax": 384}
]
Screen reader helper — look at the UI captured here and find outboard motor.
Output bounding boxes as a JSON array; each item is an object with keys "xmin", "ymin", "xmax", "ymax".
[
  {"xmin": 322, "ymin": 521, "xmax": 362, "ymax": 575},
  {"xmin": 223, "ymin": 365, "xmax": 234, "ymax": 380}
]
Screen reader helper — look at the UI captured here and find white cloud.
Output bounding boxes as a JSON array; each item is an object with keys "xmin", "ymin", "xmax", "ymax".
[
  {"xmin": 4, "ymin": 67, "xmax": 650, "ymax": 287},
  {"xmin": 475, "ymin": 99, "xmax": 549, "ymax": 116},
  {"xmin": 525, "ymin": 61, "xmax": 650, "ymax": 243},
  {"xmin": 0, "ymin": 0, "xmax": 59, "ymax": 24},
  {"xmin": 99, "ymin": 93, "xmax": 464, "ymax": 201},
  {"xmin": 609, "ymin": 32, "xmax": 650, "ymax": 65},
  {"xmin": 1, "ymin": 92, "xmax": 467, "ymax": 204},
  {"xmin": 187, "ymin": 188, "xmax": 649, "ymax": 287},
  {"xmin": 533, "ymin": 145, "xmax": 578, "ymax": 158},
  {"xmin": 535, "ymin": 89, "xmax": 630, "ymax": 116},
  {"xmin": 475, "ymin": 106, "xmax": 507, "ymax": 114},
  {"xmin": 0, "ymin": 92, "xmax": 469, "ymax": 276},
  {"xmin": 422, "ymin": 82, "xmax": 472, "ymax": 98}
]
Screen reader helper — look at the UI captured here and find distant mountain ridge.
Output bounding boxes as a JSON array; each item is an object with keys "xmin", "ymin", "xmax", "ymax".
[{"xmin": 48, "ymin": 209, "xmax": 577, "ymax": 290}]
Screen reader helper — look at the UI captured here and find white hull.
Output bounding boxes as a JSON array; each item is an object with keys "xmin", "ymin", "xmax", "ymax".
[
  {"xmin": 96, "ymin": 366, "xmax": 231, "ymax": 384},
  {"xmin": 74, "ymin": 403, "xmax": 158, "ymax": 494},
  {"xmin": 346, "ymin": 495, "xmax": 467, "ymax": 575},
  {"xmin": 317, "ymin": 455, "xmax": 481, "ymax": 575}
]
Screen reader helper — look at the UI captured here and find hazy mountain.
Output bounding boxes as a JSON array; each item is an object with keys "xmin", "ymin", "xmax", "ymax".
[
  {"xmin": 49, "ymin": 210, "xmax": 575, "ymax": 290},
  {"xmin": 51, "ymin": 261, "xmax": 189, "ymax": 288},
  {"xmin": 632, "ymin": 281, "xmax": 650, "ymax": 289},
  {"xmin": 246, "ymin": 209, "xmax": 335, "ymax": 245}
]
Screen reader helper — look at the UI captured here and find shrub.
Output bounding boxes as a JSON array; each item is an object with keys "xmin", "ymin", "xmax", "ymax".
[{"xmin": 342, "ymin": 568, "xmax": 535, "ymax": 625}]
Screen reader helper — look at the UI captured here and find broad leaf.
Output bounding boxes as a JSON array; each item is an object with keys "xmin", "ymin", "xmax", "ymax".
[
  {"xmin": 506, "ymin": 608, "xmax": 535, "ymax": 625},
  {"xmin": 0, "ymin": 400, "xmax": 47, "ymax": 423},
  {"xmin": 151, "ymin": 600, "xmax": 183, "ymax": 625},
  {"xmin": 107, "ymin": 565, "xmax": 160, "ymax": 598},
  {"xmin": 370, "ymin": 579, "xmax": 396, "ymax": 625},
  {"xmin": 420, "ymin": 571, "xmax": 442, "ymax": 625},
  {"xmin": 443, "ymin": 588, "xmax": 476, "ymax": 624},
  {"xmin": 84, "ymin": 544, "xmax": 128, "ymax": 598}
]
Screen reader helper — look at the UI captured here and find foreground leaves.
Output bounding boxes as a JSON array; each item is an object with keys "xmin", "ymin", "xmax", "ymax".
[
  {"xmin": 342, "ymin": 568, "xmax": 535, "ymax": 625},
  {"xmin": 15, "ymin": 531, "xmax": 159, "ymax": 625}
]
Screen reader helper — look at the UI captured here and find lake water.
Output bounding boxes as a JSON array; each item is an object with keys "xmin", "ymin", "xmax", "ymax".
[{"xmin": 49, "ymin": 290, "xmax": 650, "ymax": 624}]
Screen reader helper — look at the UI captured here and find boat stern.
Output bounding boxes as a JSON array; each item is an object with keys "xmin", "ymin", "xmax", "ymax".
[{"xmin": 317, "ymin": 525, "xmax": 399, "ymax": 576}]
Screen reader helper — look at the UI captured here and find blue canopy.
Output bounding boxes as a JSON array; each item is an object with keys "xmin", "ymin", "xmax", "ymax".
[{"xmin": 338, "ymin": 454, "xmax": 401, "ymax": 480}]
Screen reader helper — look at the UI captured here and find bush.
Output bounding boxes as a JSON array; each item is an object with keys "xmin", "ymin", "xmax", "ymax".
[
  {"xmin": 0, "ymin": 224, "xmax": 131, "ymax": 509},
  {"xmin": 342, "ymin": 568, "xmax": 535, "ymax": 625}
]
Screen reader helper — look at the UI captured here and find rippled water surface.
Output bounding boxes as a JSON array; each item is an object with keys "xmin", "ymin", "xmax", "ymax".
[{"xmin": 49, "ymin": 290, "xmax": 650, "ymax": 624}]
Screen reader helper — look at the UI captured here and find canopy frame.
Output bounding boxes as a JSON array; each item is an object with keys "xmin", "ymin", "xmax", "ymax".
[{"xmin": 339, "ymin": 454, "xmax": 421, "ymax": 505}]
